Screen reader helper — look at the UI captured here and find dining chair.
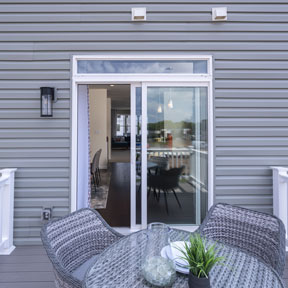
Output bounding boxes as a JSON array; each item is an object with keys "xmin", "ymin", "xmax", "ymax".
[
  {"xmin": 149, "ymin": 156, "xmax": 169, "ymax": 174},
  {"xmin": 41, "ymin": 208, "xmax": 123, "ymax": 288},
  {"xmin": 197, "ymin": 203, "xmax": 286, "ymax": 276},
  {"xmin": 90, "ymin": 153, "xmax": 97, "ymax": 193},
  {"xmin": 91, "ymin": 149, "xmax": 102, "ymax": 190},
  {"xmin": 147, "ymin": 166, "xmax": 184, "ymax": 214},
  {"xmin": 136, "ymin": 156, "xmax": 169, "ymax": 194}
]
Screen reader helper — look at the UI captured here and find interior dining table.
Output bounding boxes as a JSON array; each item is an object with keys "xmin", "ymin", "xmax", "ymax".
[{"xmin": 83, "ymin": 228, "xmax": 286, "ymax": 288}]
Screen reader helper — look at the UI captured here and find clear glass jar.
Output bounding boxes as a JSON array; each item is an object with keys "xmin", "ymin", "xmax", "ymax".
[{"xmin": 141, "ymin": 223, "xmax": 176, "ymax": 287}]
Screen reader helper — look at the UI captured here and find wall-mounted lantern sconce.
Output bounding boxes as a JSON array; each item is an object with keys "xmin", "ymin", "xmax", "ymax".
[
  {"xmin": 40, "ymin": 87, "xmax": 55, "ymax": 117},
  {"xmin": 131, "ymin": 7, "xmax": 146, "ymax": 21},
  {"xmin": 212, "ymin": 7, "xmax": 228, "ymax": 21}
]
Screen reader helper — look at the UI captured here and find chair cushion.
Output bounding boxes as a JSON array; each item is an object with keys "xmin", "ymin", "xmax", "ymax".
[{"xmin": 72, "ymin": 255, "xmax": 98, "ymax": 281}]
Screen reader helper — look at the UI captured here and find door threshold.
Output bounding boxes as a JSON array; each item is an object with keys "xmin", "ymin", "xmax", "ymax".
[
  {"xmin": 113, "ymin": 225, "xmax": 199, "ymax": 235},
  {"xmin": 113, "ymin": 227, "xmax": 132, "ymax": 235}
]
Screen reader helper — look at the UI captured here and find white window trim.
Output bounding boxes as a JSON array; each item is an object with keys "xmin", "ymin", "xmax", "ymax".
[{"xmin": 71, "ymin": 55, "xmax": 214, "ymax": 229}]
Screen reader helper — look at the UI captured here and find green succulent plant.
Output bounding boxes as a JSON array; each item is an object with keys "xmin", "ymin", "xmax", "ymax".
[{"xmin": 178, "ymin": 233, "xmax": 225, "ymax": 279}]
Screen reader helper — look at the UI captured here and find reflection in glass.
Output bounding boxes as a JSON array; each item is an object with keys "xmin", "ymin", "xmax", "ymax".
[
  {"xmin": 147, "ymin": 87, "xmax": 208, "ymax": 225},
  {"xmin": 78, "ymin": 60, "xmax": 208, "ymax": 74},
  {"xmin": 116, "ymin": 114, "xmax": 131, "ymax": 136},
  {"xmin": 135, "ymin": 87, "xmax": 142, "ymax": 225}
]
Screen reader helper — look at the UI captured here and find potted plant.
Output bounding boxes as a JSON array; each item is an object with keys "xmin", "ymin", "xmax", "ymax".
[{"xmin": 178, "ymin": 234, "xmax": 225, "ymax": 288}]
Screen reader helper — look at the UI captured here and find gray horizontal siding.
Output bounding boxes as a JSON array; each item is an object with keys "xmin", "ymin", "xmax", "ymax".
[
  {"xmin": 1, "ymin": 13, "xmax": 288, "ymax": 23},
  {"xmin": 1, "ymin": 0, "xmax": 288, "ymax": 3},
  {"xmin": 2, "ymin": 33, "xmax": 288, "ymax": 42},
  {"xmin": 0, "ymin": 3, "xmax": 287, "ymax": 13},
  {"xmin": 0, "ymin": 0, "xmax": 287, "ymax": 245}
]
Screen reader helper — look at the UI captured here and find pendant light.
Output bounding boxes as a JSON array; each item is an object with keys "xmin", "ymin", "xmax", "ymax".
[
  {"xmin": 168, "ymin": 88, "xmax": 173, "ymax": 109},
  {"xmin": 157, "ymin": 90, "xmax": 162, "ymax": 113}
]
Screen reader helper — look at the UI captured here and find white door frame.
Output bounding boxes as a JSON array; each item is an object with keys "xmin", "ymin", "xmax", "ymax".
[
  {"xmin": 141, "ymin": 82, "xmax": 212, "ymax": 228},
  {"xmin": 130, "ymin": 83, "xmax": 141, "ymax": 231},
  {"xmin": 71, "ymin": 54, "xmax": 214, "ymax": 230}
]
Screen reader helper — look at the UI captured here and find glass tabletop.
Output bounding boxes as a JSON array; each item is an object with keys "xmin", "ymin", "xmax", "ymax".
[{"xmin": 84, "ymin": 229, "xmax": 285, "ymax": 288}]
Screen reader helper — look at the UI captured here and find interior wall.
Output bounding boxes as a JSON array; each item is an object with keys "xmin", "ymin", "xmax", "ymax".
[
  {"xmin": 111, "ymin": 109, "xmax": 117, "ymax": 137},
  {"xmin": 89, "ymin": 87, "xmax": 108, "ymax": 169}
]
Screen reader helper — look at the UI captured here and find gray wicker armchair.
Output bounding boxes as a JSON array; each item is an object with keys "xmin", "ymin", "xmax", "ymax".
[
  {"xmin": 198, "ymin": 203, "xmax": 286, "ymax": 276},
  {"xmin": 41, "ymin": 208, "xmax": 123, "ymax": 288}
]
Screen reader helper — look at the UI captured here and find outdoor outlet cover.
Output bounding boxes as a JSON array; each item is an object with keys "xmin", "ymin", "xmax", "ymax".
[{"xmin": 42, "ymin": 208, "xmax": 52, "ymax": 221}]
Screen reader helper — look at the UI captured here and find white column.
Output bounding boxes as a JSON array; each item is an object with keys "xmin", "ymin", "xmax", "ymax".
[{"xmin": 0, "ymin": 168, "xmax": 17, "ymax": 255}]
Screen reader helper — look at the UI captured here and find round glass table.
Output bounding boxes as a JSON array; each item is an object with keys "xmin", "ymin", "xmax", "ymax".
[{"xmin": 84, "ymin": 229, "xmax": 285, "ymax": 288}]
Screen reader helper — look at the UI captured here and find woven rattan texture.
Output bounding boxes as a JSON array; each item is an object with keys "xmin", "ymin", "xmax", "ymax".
[
  {"xmin": 84, "ymin": 229, "xmax": 285, "ymax": 288},
  {"xmin": 41, "ymin": 208, "xmax": 123, "ymax": 288},
  {"xmin": 198, "ymin": 203, "xmax": 286, "ymax": 276}
]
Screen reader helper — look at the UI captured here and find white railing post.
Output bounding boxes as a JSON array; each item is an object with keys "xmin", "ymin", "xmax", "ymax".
[
  {"xmin": 0, "ymin": 168, "xmax": 17, "ymax": 255},
  {"xmin": 271, "ymin": 166, "xmax": 288, "ymax": 251}
]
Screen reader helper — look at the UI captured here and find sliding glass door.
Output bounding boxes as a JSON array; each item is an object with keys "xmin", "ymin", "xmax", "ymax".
[
  {"xmin": 130, "ymin": 84, "xmax": 143, "ymax": 229},
  {"xmin": 131, "ymin": 83, "xmax": 209, "ymax": 229}
]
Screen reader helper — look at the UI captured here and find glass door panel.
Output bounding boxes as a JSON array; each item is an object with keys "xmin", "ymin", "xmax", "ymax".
[
  {"xmin": 130, "ymin": 84, "xmax": 143, "ymax": 229},
  {"xmin": 135, "ymin": 87, "xmax": 142, "ymax": 225},
  {"xmin": 145, "ymin": 86, "xmax": 208, "ymax": 225}
]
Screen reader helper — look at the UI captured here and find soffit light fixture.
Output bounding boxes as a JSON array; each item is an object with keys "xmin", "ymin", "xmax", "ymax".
[
  {"xmin": 131, "ymin": 7, "xmax": 147, "ymax": 21},
  {"xmin": 40, "ymin": 87, "xmax": 55, "ymax": 117},
  {"xmin": 212, "ymin": 7, "xmax": 228, "ymax": 21}
]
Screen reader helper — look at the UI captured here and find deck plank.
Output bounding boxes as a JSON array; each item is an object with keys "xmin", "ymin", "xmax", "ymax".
[
  {"xmin": 0, "ymin": 283, "xmax": 56, "ymax": 288},
  {"xmin": 0, "ymin": 263, "xmax": 53, "ymax": 273},
  {"xmin": 0, "ymin": 246, "xmax": 287, "ymax": 288}
]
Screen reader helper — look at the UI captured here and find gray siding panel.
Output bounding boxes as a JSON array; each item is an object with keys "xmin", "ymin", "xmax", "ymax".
[{"xmin": 0, "ymin": 0, "xmax": 287, "ymax": 244}]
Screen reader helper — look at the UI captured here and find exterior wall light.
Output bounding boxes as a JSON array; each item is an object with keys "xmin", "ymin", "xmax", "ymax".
[
  {"xmin": 40, "ymin": 87, "xmax": 55, "ymax": 117},
  {"xmin": 212, "ymin": 7, "xmax": 227, "ymax": 21},
  {"xmin": 131, "ymin": 7, "xmax": 146, "ymax": 21}
]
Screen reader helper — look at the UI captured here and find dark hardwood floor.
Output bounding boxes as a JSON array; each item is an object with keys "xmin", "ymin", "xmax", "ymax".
[
  {"xmin": 97, "ymin": 162, "xmax": 130, "ymax": 227},
  {"xmin": 96, "ymin": 162, "xmax": 207, "ymax": 226}
]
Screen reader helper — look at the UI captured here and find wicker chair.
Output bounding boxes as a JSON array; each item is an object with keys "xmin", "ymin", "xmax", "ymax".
[
  {"xmin": 41, "ymin": 208, "xmax": 123, "ymax": 288},
  {"xmin": 197, "ymin": 203, "xmax": 286, "ymax": 276}
]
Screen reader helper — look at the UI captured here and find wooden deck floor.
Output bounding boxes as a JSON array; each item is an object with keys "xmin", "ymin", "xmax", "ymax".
[
  {"xmin": 0, "ymin": 246, "xmax": 288, "ymax": 287},
  {"xmin": 0, "ymin": 246, "xmax": 54, "ymax": 288}
]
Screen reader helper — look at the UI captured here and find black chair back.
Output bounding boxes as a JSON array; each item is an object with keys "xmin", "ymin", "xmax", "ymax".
[{"xmin": 148, "ymin": 166, "xmax": 184, "ymax": 190}]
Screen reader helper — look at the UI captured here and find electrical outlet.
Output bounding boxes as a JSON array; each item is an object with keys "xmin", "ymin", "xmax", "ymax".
[{"xmin": 42, "ymin": 208, "xmax": 52, "ymax": 221}]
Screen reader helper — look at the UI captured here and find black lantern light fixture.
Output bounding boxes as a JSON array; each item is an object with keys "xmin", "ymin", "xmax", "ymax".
[{"xmin": 40, "ymin": 87, "xmax": 55, "ymax": 117}]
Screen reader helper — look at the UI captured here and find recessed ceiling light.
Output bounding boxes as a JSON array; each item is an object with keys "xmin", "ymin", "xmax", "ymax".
[{"xmin": 110, "ymin": 84, "xmax": 115, "ymax": 87}]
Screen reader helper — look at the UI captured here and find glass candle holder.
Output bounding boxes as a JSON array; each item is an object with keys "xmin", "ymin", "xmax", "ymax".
[{"xmin": 142, "ymin": 223, "xmax": 176, "ymax": 287}]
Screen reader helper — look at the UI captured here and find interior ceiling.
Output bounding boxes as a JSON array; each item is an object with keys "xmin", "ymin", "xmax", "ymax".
[{"xmin": 89, "ymin": 84, "xmax": 130, "ymax": 110}]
